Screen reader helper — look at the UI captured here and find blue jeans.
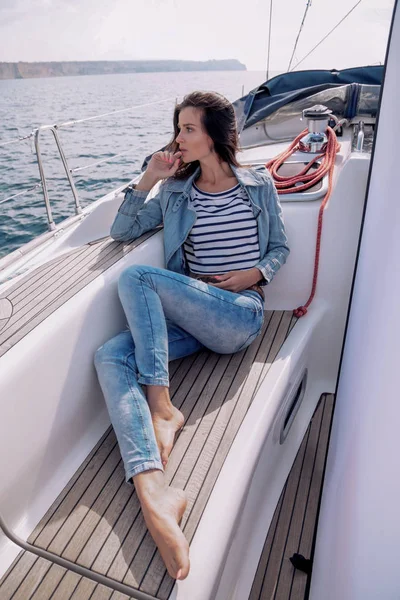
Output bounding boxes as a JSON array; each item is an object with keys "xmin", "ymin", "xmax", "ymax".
[{"xmin": 94, "ymin": 265, "xmax": 264, "ymax": 483}]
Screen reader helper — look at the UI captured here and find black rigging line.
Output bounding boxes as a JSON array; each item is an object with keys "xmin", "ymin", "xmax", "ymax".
[
  {"xmin": 287, "ymin": 0, "xmax": 313, "ymax": 72},
  {"xmin": 266, "ymin": 0, "xmax": 273, "ymax": 81},
  {"xmin": 290, "ymin": 0, "xmax": 363, "ymax": 71}
]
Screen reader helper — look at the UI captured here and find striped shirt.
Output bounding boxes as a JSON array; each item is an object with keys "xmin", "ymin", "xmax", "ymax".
[{"xmin": 184, "ymin": 181, "xmax": 261, "ymax": 275}]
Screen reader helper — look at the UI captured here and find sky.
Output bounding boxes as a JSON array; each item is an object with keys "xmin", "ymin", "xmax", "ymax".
[{"xmin": 0, "ymin": 0, "xmax": 395, "ymax": 72}]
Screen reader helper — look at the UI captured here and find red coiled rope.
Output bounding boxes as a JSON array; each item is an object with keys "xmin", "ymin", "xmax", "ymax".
[{"xmin": 266, "ymin": 127, "xmax": 340, "ymax": 318}]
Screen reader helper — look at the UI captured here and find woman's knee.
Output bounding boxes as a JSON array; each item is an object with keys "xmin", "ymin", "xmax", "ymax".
[
  {"xmin": 118, "ymin": 264, "xmax": 155, "ymax": 298},
  {"xmin": 94, "ymin": 331, "xmax": 135, "ymax": 370},
  {"xmin": 118, "ymin": 265, "xmax": 139, "ymax": 293}
]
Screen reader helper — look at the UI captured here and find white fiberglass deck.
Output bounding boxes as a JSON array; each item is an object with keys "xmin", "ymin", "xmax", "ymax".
[{"xmin": 0, "ymin": 392, "xmax": 333, "ymax": 600}]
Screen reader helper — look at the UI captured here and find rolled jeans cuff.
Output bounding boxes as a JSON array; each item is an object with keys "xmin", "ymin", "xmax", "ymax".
[
  {"xmin": 137, "ymin": 374, "xmax": 170, "ymax": 386},
  {"xmin": 125, "ymin": 460, "xmax": 164, "ymax": 484}
]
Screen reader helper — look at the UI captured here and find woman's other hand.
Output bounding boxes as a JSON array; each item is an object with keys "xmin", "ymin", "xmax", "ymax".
[
  {"xmin": 136, "ymin": 151, "xmax": 182, "ymax": 191},
  {"xmin": 147, "ymin": 151, "xmax": 182, "ymax": 180},
  {"xmin": 211, "ymin": 268, "xmax": 262, "ymax": 293}
]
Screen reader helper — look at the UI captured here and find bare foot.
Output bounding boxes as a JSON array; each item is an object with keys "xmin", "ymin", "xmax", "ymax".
[
  {"xmin": 151, "ymin": 406, "xmax": 184, "ymax": 467},
  {"xmin": 139, "ymin": 483, "xmax": 190, "ymax": 579}
]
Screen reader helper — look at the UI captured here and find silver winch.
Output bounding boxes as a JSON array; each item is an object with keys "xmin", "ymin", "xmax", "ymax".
[{"xmin": 299, "ymin": 104, "xmax": 332, "ymax": 153}]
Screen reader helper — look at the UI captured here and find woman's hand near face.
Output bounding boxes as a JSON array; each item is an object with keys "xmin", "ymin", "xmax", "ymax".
[
  {"xmin": 136, "ymin": 151, "xmax": 182, "ymax": 191},
  {"xmin": 149, "ymin": 150, "xmax": 182, "ymax": 178},
  {"xmin": 211, "ymin": 268, "xmax": 262, "ymax": 293}
]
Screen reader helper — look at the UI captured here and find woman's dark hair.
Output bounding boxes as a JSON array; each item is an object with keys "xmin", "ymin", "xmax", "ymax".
[{"xmin": 166, "ymin": 91, "xmax": 242, "ymax": 179}]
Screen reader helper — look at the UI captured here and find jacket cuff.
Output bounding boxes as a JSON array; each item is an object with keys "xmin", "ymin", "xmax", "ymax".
[
  {"xmin": 254, "ymin": 263, "xmax": 275, "ymax": 285},
  {"xmin": 118, "ymin": 187, "xmax": 149, "ymax": 216}
]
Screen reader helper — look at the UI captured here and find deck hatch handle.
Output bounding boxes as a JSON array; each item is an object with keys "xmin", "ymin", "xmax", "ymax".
[{"xmin": 280, "ymin": 368, "xmax": 308, "ymax": 444}]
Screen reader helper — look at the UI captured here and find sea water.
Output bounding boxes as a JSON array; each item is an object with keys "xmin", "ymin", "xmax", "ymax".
[{"xmin": 0, "ymin": 70, "xmax": 270, "ymax": 258}]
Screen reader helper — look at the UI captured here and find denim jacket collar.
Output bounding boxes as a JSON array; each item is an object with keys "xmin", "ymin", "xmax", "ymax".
[{"xmin": 162, "ymin": 163, "xmax": 266, "ymax": 194}]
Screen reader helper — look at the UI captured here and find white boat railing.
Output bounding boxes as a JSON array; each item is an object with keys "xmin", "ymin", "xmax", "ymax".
[
  {"xmin": 34, "ymin": 124, "xmax": 82, "ymax": 230},
  {"xmin": 0, "ymin": 96, "xmax": 176, "ymax": 232}
]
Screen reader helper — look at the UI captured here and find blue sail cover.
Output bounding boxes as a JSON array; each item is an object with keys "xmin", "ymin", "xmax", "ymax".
[
  {"xmin": 141, "ymin": 66, "xmax": 383, "ymax": 170},
  {"xmin": 233, "ymin": 65, "xmax": 384, "ymax": 132}
]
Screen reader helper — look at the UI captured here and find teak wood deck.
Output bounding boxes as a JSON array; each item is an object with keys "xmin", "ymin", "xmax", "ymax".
[
  {"xmin": 249, "ymin": 393, "xmax": 334, "ymax": 600},
  {"xmin": 0, "ymin": 232, "xmax": 158, "ymax": 357}
]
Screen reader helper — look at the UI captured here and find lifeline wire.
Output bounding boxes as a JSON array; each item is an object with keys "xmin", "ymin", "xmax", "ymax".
[
  {"xmin": 0, "ymin": 183, "xmax": 42, "ymax": 205},
  {"xmin": 70, "ymin": 150, "xmax": 132, "ymax": 173},
  {"xmin": 57, "ymin": 96, "xmax": 176, "ymax": 128},
  {"xmin": 287, "ymin": 0, "xmax": 313, "ymax": 72},
  {"xmin": 0, "ymin": 97, "xmax": 176, "ymax": 147},
  {"xmin": 0, "ymin": 132, "xmax": 34, "ymax": 148},
  {"xmin": 290, "ymin": 0, "xmax": 363, "ymax": 71}
]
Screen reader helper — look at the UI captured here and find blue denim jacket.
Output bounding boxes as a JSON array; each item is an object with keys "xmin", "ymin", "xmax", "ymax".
[{"xmin": 110, "ymin": 164, "xmax": 289, "ymax": 284}]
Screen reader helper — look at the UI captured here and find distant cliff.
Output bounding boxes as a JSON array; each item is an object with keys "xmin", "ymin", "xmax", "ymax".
[{"xmin": 0, "ymin": 59, "xmax": 246, "ymax": 80}]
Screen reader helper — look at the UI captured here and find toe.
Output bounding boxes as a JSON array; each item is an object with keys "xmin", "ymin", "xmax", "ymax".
[
  {"xmin": 177, "ymin": 559, "xmax": 190, "ymax": 580},
  {"xmin": 161, "ymin": 450, "xmax": 169, "ymax": 467}
]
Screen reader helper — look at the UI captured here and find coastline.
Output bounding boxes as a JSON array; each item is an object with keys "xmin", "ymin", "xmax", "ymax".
[{"xmin": 0, "ymin": 59, "xmax": 247, "ymax": 81}]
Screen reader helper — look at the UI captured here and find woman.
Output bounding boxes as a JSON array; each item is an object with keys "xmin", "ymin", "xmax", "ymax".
[{"xmin": 94, "ymin": 91, "xmax": 289, "ymax": 581}]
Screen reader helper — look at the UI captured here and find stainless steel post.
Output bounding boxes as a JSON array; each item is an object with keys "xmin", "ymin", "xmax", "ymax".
[
  {"xmin": 34, "ymin": 128, "xmax": 56, "ymax": 231},
  {"xmin": 34, "ymin": 125, "xmax": 82, "ymax": 232}
]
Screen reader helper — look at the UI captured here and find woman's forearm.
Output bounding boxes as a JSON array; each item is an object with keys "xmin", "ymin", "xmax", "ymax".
[{"xmin": 136, "ymin": 171, "xmax": 162, "ymax": 191}]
